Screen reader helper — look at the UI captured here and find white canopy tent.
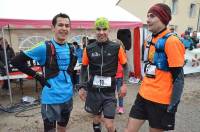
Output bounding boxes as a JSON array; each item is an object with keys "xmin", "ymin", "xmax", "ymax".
[{"xmin": 1, "ymin": 0, "xmax": 141, "ymax": 22}]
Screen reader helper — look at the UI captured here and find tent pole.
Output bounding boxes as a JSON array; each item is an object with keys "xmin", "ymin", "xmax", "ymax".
[
  {"xmin": 1, "ymin": 27, "xmax": 13, "ymax": 104},
  {"xmin": 8, "ymin": 24, "xmax": 12, "ymax": 47}
]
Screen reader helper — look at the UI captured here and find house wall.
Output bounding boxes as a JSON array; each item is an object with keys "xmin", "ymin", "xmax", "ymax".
[
  {"xmin": 118, "ymin": 0, "xmax": 200, "ymax": 34},
  {"xmin": 0, "ymin": 28, "xmax": 118, "ymax": 52}
]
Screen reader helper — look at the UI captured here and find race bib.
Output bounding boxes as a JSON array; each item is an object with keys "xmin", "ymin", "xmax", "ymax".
[
  {"xmin": 93, "ymin": 75, "xmax": 111, "ymax": 87},
  {"xmin": 145, "ymin": 64, "xmax": 156, "ymax": 78}
]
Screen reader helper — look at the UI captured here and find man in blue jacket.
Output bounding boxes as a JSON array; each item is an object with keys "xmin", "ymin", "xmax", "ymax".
[{"xmin": 11, "ymin": 13, "xmax": 77, "ymax": 132}]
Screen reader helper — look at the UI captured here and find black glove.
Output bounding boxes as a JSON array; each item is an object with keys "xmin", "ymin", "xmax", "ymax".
[{"xmin": 34, "ymin": 73, "xmax": 51, "ymax": 88}]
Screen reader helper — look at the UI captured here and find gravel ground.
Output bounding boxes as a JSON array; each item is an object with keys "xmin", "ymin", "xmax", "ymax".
[{"xmin": 0, "ymin": 73, "xmax": 200, "ymax": 132}]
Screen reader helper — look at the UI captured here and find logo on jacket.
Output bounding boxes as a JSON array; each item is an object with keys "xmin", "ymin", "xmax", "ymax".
[{"xmin": 91, "ymin": 52, "xmax": 100, "ymax": 57}]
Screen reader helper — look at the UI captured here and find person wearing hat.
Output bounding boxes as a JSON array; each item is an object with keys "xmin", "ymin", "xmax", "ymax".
[
  {"xmin": 78, "ymin": 17, "xmax": 128, "ymax": 132},
  {"xmin": 125, "ymin": 3, "xmax": 185, "ymax": 132},
  {"xmin": 72, "ymin": 41, "xmax": 82, "ymax": 86},
  {"xmin": 169, "ymin": 27, "xmax": 177, "ymax": 35},
  {"xmin": 181, "ymin": 30, "xmax": 193, "ymax": 49},
  {"xmin": 190, "ymin": 30, "xmax": 199, "ymax": 49}
]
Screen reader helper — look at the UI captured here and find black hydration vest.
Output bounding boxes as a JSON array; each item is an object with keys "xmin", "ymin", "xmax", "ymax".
[
  {"xmin": 86, "ymin": 40, "xmax": 120, "ymax": 77},
  {"xmin": 44, "ymin": 41, "xmax": 77, "ymax": 79}
]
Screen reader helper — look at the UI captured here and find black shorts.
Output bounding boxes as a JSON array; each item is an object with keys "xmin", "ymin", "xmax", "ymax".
[
  {"xmin": 85, "ymin": 90, "xmax": 117, "ymax": 119},
  {"xmin": 41, "ymin": 99, "xmax": 73, "ymax": 126},
  {"xmin": 129, "ymin": 94, "xmax": 176, "ymax": 131}
]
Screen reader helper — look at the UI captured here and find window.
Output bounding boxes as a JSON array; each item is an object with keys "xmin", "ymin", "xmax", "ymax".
[
  {"xmin": 189, "ymin": 3, "xmax": 196, "ymax": 17},
  {"xmin": 172, "ymin": 0, "xmax": 178, "ymax": 15},
  {"xmin": 19, "ymin": 36, "xmax": 47, "ymax": 51}
]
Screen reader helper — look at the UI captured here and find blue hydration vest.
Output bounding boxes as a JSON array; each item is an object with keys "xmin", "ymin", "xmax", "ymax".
[{"xmin": 153, "ymin": 33, "xmax": 175, "ymax": 71}]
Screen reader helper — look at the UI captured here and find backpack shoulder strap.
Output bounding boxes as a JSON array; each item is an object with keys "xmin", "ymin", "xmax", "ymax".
[
  {"xmin": 45, "ymin": 40, "xmax": 55, "ymax": 66},
  {"xmin": 155, "ymin": 33, "xmax": 174, "ymax": 51},
  {"xmin": 68, "ymin": 43, "xmax": 76, "ymax": 56},
  {"xmin": 164, "ymin": 32, "xmax": 174, "ymax": 38},
  {"xmin": 146, "ymin": 34, "xmax": 154, "ymax": 46}
]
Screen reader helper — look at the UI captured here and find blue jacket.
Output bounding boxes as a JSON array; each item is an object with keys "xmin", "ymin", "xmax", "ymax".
[
  {"xmin": 181, "ymin": 38, "xmax": 193, "ymax": 48},
  {"xmin": 75, "ymin": 47, "xmax": 83, "ymax": 63}
]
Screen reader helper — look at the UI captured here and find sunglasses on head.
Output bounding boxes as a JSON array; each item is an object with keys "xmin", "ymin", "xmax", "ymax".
[{"xmin": 96, "ymin": 27, "xmax": 107, "ymax": 31}]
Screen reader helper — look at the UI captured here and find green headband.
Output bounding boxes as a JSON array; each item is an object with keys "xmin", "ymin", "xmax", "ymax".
[{"xmin": 95, "ymin": 17, "xmax": 110, "ymax": 29}]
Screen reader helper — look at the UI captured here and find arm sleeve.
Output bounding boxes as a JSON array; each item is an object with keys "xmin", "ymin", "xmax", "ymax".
[
  {"xmin": 122, "ymin": 63, "xmax": 129, "ymax": 82},
  {"xmin": 168, "ymin": 67, "xmax": 184, "ymax": 113},
  {"xmin": 79, "ymin": 48, "xmax": 89, "ymax": 90},
  {"xmin": 118, "ymin": 46, "xmax": 129, "ymax": 81},
  {"xmin": 79, "ymin": 65, "xmax": 88, "ymax": 90},
  {"xmin": 11, "ymin": 52, "xmax": 37, "ymax": 77}
]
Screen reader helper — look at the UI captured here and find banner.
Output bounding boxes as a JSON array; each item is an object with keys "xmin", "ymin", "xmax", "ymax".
[{"xmin": 184, "ymin": 48, "xmax": 200, "ymax": 74}]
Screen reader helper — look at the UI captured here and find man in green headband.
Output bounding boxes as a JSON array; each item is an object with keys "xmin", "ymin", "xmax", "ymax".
[
  {"xmin": 95, "ymin": 17, "xmax": 110, "ymax": 28},
  {"xmin": 95, "ymin": 17, "xmax": 110, "ymax": 42},
  {"xmin": 78, "ymin": 17, "xmax": 129, "ymax": 132}
]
